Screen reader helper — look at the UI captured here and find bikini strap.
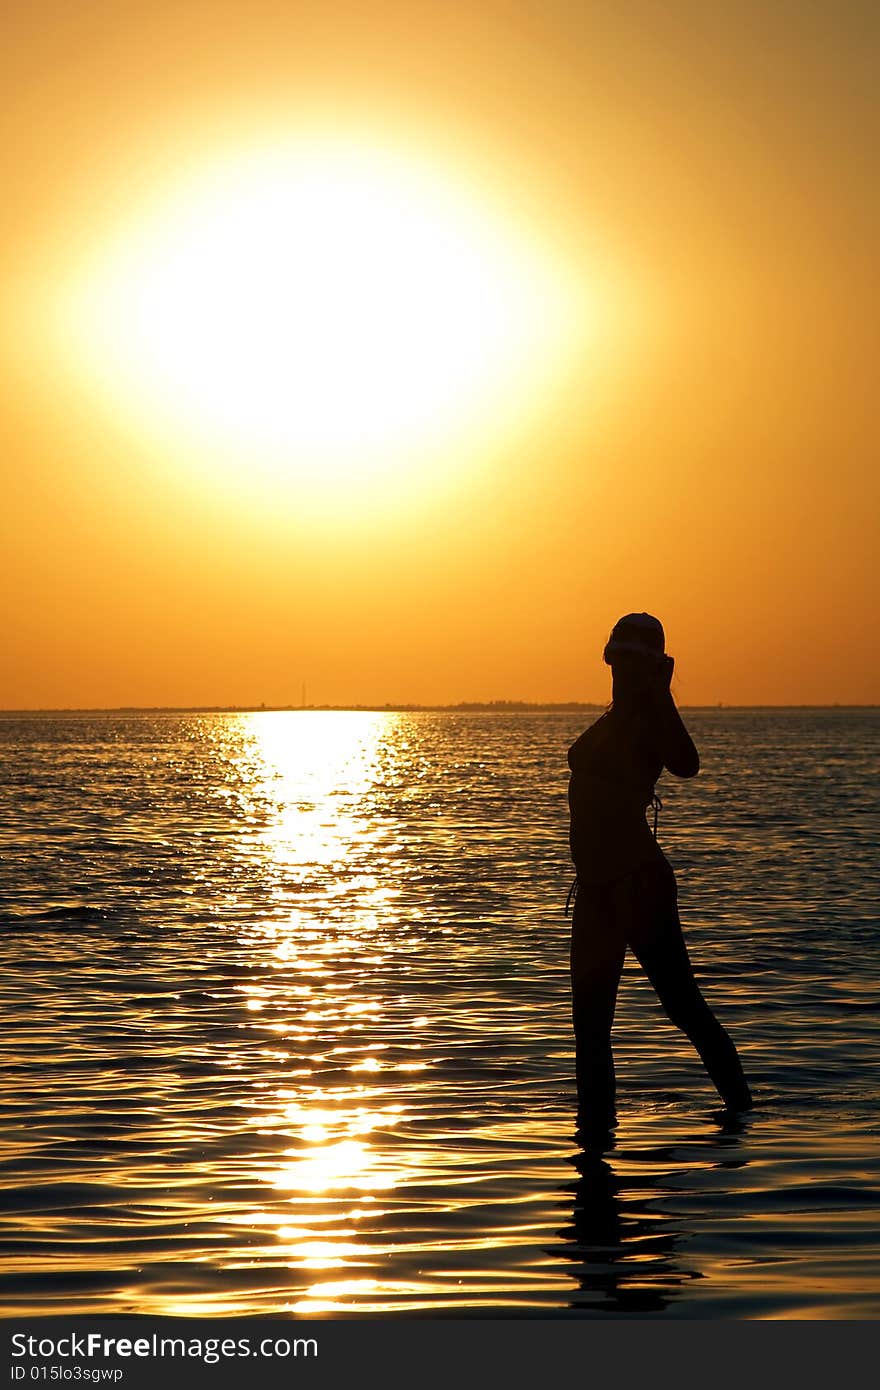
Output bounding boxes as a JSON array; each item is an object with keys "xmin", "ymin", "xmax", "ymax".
[{"xmin": 564, "ymin": 875, "xmax": 579, "ymax": 918}]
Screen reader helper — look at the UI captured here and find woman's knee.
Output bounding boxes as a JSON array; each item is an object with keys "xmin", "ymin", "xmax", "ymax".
[{"xmin": 660, "ymin": 986, "xmax": 714, "ymax": 1035}]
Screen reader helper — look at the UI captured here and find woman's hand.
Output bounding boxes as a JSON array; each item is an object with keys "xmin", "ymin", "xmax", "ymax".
[{"xmin": 648, "ymin": 655, "xmax": 674, "ymax": 702}]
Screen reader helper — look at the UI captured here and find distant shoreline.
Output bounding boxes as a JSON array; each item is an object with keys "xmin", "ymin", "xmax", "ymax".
[{"xmin": 1, "ymin": 702, "xmax": 877, "ymax": 715}]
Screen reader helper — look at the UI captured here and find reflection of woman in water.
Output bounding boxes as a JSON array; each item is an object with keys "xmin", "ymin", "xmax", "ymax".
[{"xmin": 567, "ymin": 612, "xmax": 751, "ymax": 1143}]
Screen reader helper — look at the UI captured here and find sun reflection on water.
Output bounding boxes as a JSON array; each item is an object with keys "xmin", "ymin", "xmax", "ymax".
[
  {"xmin": 243, "ymin": 709, "xmax": 389, "ymax": 864},
  {"xmin": 219, "ymin": 711, "xmax": 422, "ymax": 1308}
]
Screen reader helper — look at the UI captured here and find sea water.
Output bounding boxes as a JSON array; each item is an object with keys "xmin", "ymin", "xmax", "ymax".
[{"xmin": 0, "ymin": 708, "xmax": 877, "ymax": 1317}]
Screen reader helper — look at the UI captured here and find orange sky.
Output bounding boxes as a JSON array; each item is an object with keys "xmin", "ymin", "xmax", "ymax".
[{"xmin": 2, "ymin": 0, "xmax": 877, "ymax": 708}]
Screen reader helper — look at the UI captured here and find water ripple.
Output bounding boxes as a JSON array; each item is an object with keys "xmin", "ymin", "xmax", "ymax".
[{"xmin": 0, "ymin": 708, "xmax": 878, "ymax": 1316}]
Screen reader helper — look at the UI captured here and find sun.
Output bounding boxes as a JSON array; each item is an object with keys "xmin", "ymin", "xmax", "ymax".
[{"xmin": 54, "ymin": 134, "xmax": 589, "ymax": 496}]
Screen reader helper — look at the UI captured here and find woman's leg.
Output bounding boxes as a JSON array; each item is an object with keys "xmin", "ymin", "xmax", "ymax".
[
  {"xmin": 570, "ymin": 882, "xmax": 628, "ymax": 1133},
  {"xmin": 627, "ymin": 861, "xmax": 752, "ymax": 1110}
]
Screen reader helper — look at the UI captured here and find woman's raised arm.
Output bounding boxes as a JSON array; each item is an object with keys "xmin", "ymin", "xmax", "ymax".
[{"xmin": 650, "ymin": 657, "xmax": 700, "ymax": 778}]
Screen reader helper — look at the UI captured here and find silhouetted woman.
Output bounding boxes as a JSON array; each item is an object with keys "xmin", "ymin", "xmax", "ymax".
[{"xmin": 567, "ymin": 612, "xmax": 751, "ymax": 1143}]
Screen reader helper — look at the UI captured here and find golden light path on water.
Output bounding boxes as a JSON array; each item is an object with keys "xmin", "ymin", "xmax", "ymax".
[{"xmin": 206, "ymin": 713, "xmax": 429, "ymax": 1316}]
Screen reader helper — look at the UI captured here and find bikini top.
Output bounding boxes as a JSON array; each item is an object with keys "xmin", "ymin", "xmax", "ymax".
[{"xmin": 568, "ymin": 711, "xmax": 662, "ymax": 810}]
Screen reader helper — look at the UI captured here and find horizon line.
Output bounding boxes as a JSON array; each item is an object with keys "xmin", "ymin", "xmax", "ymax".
[{"xmin": 1, "ymin": 701, "xmax": 877, "ymax": 715}]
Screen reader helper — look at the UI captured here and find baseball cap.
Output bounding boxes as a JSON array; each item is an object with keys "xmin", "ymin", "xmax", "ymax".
[{"xmin": 603, "ymin": 612, "xmax": 666, "ymax": 664}]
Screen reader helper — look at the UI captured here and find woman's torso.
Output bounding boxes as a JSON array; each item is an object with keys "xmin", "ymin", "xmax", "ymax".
[{"xmin": 568, "ymin": 707, "xmax": 665, "ymax": 886}]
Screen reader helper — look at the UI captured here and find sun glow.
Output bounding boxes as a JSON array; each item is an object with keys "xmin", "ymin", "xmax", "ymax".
[{"xmin": 53, "ymin": 134, "xmax": 590, "ymax": 497}]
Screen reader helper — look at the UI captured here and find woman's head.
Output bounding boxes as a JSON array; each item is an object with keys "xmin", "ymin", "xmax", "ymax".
[{"xmin": 603, "ymin": 612, "xmax": 666, "ymax": 707}]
